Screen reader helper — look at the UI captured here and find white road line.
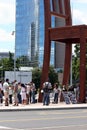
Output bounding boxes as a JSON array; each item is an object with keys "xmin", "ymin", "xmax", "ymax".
[
  {"xmin": 26, "ymin": 124, "xmax": 87, "ymax": 130},
  {"xmin": 0, "ymin": 126, "xmax": 12, "ymax": 129},
  {"xmin": 0, "ymin": 126, "xmax": 22, "ymax": 130},
  {"xmin": 0, "ymin": 115, "xmax": 87, "ymax": 123}
]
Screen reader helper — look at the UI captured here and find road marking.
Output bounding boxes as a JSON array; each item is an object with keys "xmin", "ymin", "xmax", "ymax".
[
  {"xmin": 25, "ymin": 124, "xmax": 87, "ymax": 129},
  {"xmin": 0, "ymin": 126, "xmax": 12, "ymax": 129},
  {"xmin": 1, "ymin": 124, "xmax": 87, "ymax": 130},
  {"xmin": 0, "ymin": 126, "xmax": 23, "ymax": 130},
  {"xmin": 0, "ymin": 115, "xmax": 87, "ymax": 123},
  {"xmin": 39, "ymin": 111, "xmax": 84, "ymax": 115}
]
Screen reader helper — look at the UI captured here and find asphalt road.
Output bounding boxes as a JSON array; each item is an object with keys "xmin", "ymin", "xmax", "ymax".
[{"xmin": 0, "ymin": 109, "xmax": 87, "ymax": 130}]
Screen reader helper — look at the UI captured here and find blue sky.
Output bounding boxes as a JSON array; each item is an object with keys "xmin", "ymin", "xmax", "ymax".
[{"xmin": 0, "ymin": 0, "xmax": 87, "ymax": 53}]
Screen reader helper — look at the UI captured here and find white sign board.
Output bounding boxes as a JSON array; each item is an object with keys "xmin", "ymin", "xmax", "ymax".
[{"xmin": 5, "ymin": 71, "xmax": 32, "ymax": 84}]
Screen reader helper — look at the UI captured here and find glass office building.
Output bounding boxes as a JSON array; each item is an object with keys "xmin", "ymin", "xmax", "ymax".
[
  {"xmin": 15, "ymin": 0, "xmax": 39, "ymax": 66},
  {"xmin": 15, "ymin": 0, "xmax": 54, "ymax": 67}
]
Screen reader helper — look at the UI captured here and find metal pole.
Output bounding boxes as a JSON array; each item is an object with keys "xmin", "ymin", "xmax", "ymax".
[
  {"xmin": 12, "ymin": 31, "xmax": 16, "ymax": 80},
  {"xmin": 70, "ymin": 54, "xmax": 72, "ymax": 86},
  {"xmin": 14, "ymin": 45, "xmax": 16, "ymax": 80}
]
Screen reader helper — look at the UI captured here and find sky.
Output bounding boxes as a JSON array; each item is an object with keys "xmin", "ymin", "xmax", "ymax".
[{"xmin": 0, "ymin": 0, "xmax": 87, "ymax": 53}]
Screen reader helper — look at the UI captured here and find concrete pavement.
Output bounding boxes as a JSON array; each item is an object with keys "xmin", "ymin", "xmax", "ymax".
[{"xmin": 0, "ymin": 102, "xmax": 87, "ymax": 112}]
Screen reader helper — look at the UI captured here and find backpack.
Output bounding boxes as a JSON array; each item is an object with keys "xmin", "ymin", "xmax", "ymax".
[{"xmin": 43, "ymin": 82, "xmax": 49, "ymax": 93}]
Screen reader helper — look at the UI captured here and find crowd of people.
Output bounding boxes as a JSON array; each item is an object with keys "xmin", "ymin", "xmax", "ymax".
[
  {"xmin": 0, "ymin": 78, "xmax": 80, "ymax": 106},
  {"xmin": 0, "ymin": 79, "xmax": 36, "ymax": 106},
  {"xmin": 42, "ymin": 80, "xmax": 80, "ymax": 105}
]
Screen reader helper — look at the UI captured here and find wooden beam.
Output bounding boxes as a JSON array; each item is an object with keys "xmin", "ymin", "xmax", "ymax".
[
  {"xmin": 51, "ymin": 11, "xmax": 67, "ymax": 19},
  {"xmin": 49, "ymin": 25, "xmax": 87, "ymax": 41}
]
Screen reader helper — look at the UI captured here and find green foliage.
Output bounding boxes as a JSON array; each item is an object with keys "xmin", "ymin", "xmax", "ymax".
[
  {"xmin": 72, "ymin": 57, "xmax": 80, "ymax": 82},
  {"xmin": 74, "ymin": 44, "xmax": 80, "ymax": 57},
  {"xmin": 32, "ymin": 66, "xmax": 59, "ymax": 90},
  {"xmin": 48, "ymin": 66, "xmax": 59, "ymax": 86},
  {"xmin": 17, "ymin": 55, "xmax": 38, "ymax": 67},
  {"xmin": 72, "ymin": 44, "xmax": 80, "ymax": 83},
  {"xmin": 0, "ymin": 52, "xmax": 14, "ymax": 71},
  {"xmin": 0, "ymin": 52, "xmax": 14, "ymax": 79},
  {"xmin": 18, "ymin": 55, "xmax": 30, "ymax": 66},
  {"xmin": 16, "ymin": 58, "xmax": 20, "ymax": 70},
  {"xmin": 32, "ymin": 68, "xmax": 42, "ymax": 90}
]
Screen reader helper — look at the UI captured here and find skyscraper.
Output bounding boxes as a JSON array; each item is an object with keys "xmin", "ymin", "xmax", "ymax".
[
  {"xmin": 15, "ymin": 0, "xmax": 54, "ymax": 67},
  {"xmin": 15, "ymin": 0, "xmax": 39, "ymax": 67}
]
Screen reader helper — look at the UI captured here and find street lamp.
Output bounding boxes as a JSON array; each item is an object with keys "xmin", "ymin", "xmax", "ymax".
[
  {"xmin": 11, "ymin": 31, "xmax": 16, "ymax": 80},
  {"xmin": 70, "ymin": 54, "xmax": 72, "ymax": 86}
]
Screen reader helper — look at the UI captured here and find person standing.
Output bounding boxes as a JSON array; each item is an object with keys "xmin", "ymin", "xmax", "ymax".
[
  {"xmin": 3, "ymin": 79, "xmax": 9, "ymax": 106},
  {"xmin": 53, "ymin": 83, "xmax": 59, "ymax": 104},
  {"xmin": 21, "ymin": 83, "xmax": 27, "ymax": 105},
  {"xmin": 9, "ymin": 83, "xmax": 13, "ymax": 104},
  {"xmin": 26, "ymin": 83, "xmax": 31, "ymax": 104},
  {"xmin": 0, "ymin": 80, "xmax": 3, "ymax": 104},
  {"xmin": 13, "ymin": 80, "xmax": 18, "ymax": 106},
  {"xmin": 30, "ymin": 81, "xmax": 36, "ymax": 103},
  {"xmin": 17, "ymin": 82, "xmax": 22, "ymax": 104},
  {"xmin": 42, "ymin": 79, "xmax": 52, "ymax": 105}
]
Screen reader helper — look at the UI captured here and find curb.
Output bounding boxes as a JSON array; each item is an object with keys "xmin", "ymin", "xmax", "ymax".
[{"xmin": 0, "ymin": 104, "xmax": 87, "ymax": 112}]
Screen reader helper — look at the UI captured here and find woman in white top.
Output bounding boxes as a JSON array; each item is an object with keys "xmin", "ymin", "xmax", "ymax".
[{"xmin": 21, "ymin": 84, "xmax": 27, "ymax": 105}]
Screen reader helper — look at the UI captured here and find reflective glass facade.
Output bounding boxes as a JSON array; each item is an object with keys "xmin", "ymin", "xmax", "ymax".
[
  {"xmin": 15, "ymin": 0, "xmax": 54, "ymax": 67},
  {"xmin": 15, "ymin": 0, "xmax": 39, "ymax": 66}
]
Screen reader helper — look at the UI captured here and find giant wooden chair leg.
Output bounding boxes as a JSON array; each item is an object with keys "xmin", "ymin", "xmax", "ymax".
[
  {"xmin": 79, "ymin": 30, "xmax": 86, "ymax": 103},
  {"xmin": 63, "ymin": 43, "xmax": 72, "ymax": 86}
]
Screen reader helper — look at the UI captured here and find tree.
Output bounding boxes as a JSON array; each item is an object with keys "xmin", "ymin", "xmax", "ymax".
[
  {"xmin": 48, "ymin": 66, "xmax": 59, "ymax": 86},
  {"xmin": 18, "ymin": 55, "xmax": 30, "ymax": 66},
  {"xmin": 0, "ymin": 52, "xmax": 14, "ymax": 79},
  {"xmin": 17, "ymin": 55, "xmax": 38, "ymax": 67},
  {"xmin": 32, "ymin": 68, "xmax": 42, "ymax": 90},
  {"xmin": 72, "ymin": 55, "xmax": 80, "ymax": 82},
  {"xmin": 32, "ymin": 66, "xmax": 59, "ymax": 90},
  {"xmin": 0, "ymin": 52, "xmax": 14, "ymax": 71},
  {"xmin": 72, "ymin": 44, "xmax": 80, "ymax": 83}
]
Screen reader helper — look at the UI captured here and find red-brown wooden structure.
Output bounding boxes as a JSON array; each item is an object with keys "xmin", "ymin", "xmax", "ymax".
[{"xmin": 38, "ymin": 0, "xmax": 87, "ymax": 103}]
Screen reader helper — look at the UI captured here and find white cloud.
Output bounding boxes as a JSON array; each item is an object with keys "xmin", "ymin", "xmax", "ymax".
[
  {"xmin": 71, "ymin": 0, "xmax": 87, "ymax": 4},
  {"xmin": 72, "ymin": 9, "xmax": 87, "ymax": 24},
  {"xmin": 71, "ymin": 1, "xmax": 87, "ymax": 25},
  {"xmin": 0, "ymin": 48, "xmax": 10, "ymax": 53},
  {"xmin": 0, "ymin": 29, "xmax": 14, "ymax": 42},
  {"xmin": 0, "ymin": 0, "xmax": 15, "ymax": 52},
  {"xmin": 0, "ymin": 0, "xmax": 15, "ymax": 25}
]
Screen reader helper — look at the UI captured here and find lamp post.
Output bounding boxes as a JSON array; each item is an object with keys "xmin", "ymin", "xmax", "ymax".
[
  {"xmin": 70, "ymin": 54, "xmax": 72, "ymax": 86},
  {"xmin": 11, "ymin": 31, "xmax": 16, "ymax": 80}
]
